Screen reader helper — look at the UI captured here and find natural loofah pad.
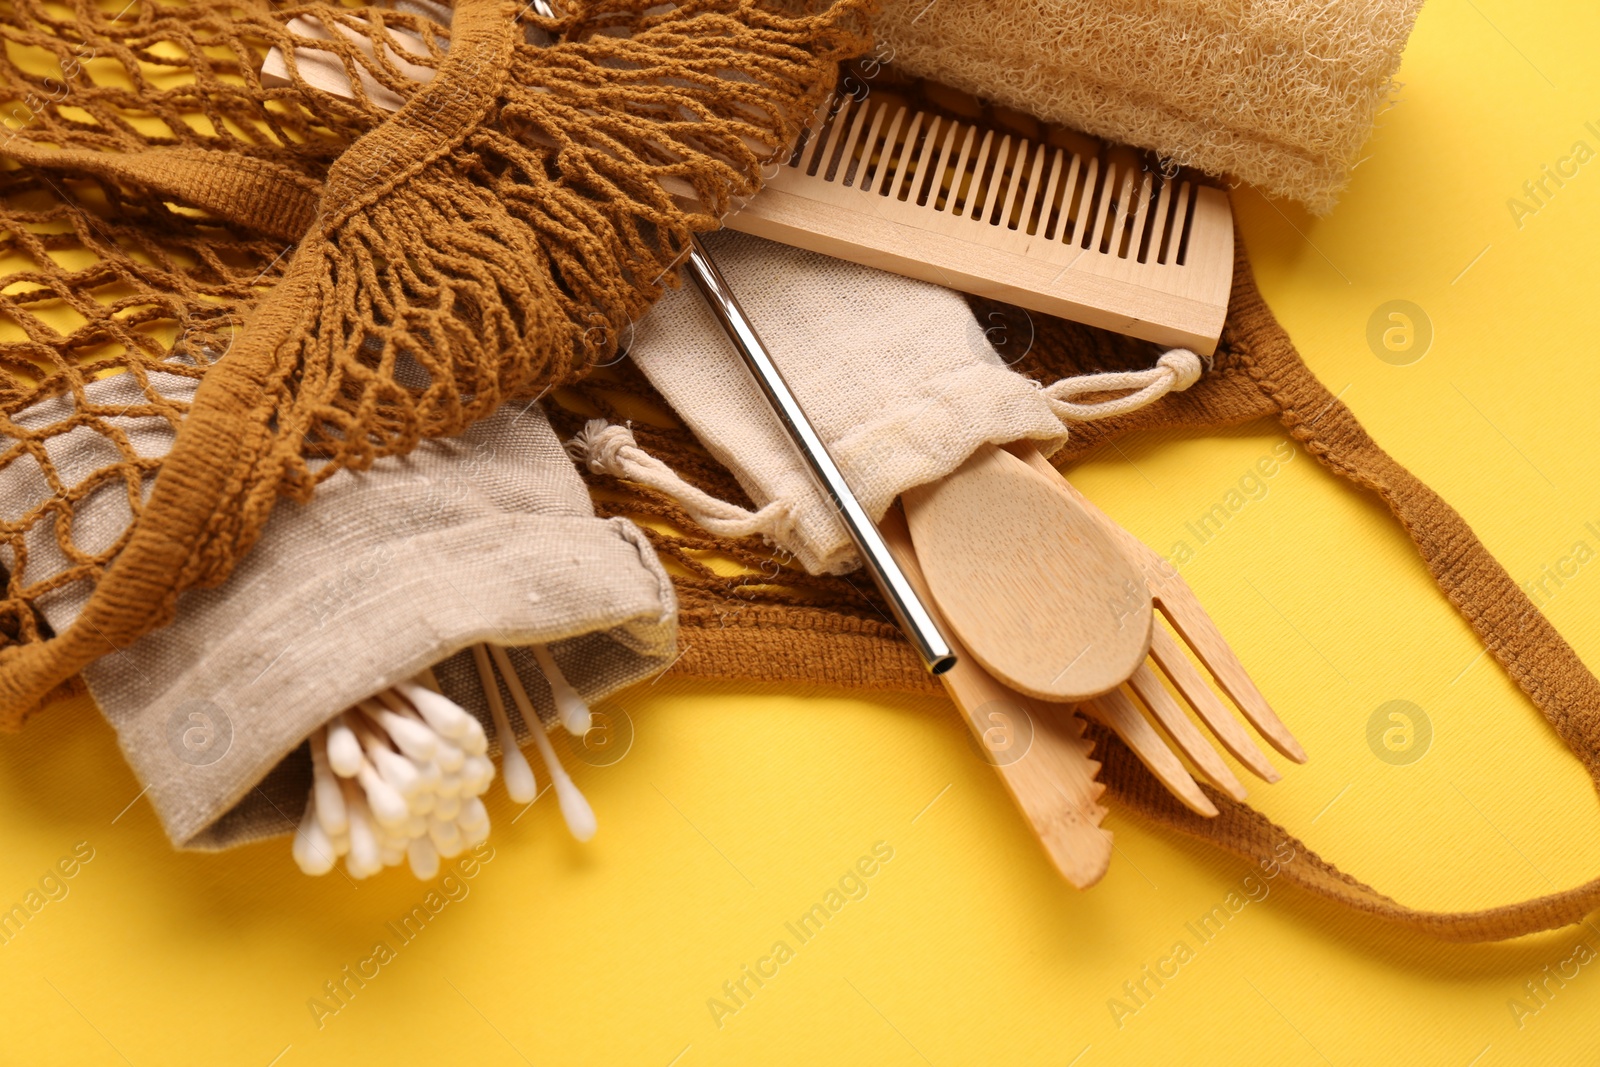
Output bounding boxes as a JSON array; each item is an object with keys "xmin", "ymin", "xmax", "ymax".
[{"xmin": 874, "ymin": 0, "xmax": 1425, "ymax": 213}]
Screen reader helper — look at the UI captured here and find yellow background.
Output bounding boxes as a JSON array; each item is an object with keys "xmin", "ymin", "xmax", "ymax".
[{"xmin": 4, "ymin": 2, "xmax": 1600, "ymax": 1063}]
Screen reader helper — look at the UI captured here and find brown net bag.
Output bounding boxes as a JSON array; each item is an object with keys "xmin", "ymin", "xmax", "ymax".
[{"xmin": 0, "ymin": 0, "xmax": 869, "ymax": 725}]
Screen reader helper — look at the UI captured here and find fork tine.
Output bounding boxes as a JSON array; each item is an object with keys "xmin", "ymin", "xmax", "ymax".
[
  {"xmin": 1084, "ymin": 688, "xmax": 1218, "ymax": 816},
  {"xmin": 1146, "ymin": 623, "xmax": 1280, "ymax": 782},
  {"xmin": 1125, "ymin": 662, "xmax": 1247, "ymax": 800},
  {"xmin": 1155, "ymin": 592, "xmax": 1307, "ymax": 763}
]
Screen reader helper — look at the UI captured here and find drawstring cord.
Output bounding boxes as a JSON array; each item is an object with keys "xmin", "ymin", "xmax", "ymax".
[
  {"xmin": 565, "ymin": 349, "xmax": 1205, "ymax": 541},
  {"xmin": 567, "ymin": 419, "xmax": 794, "ymax": 541},
  {"xmin": 1041, "ymin": 348, "xmax": 1207, "ymax": 421}
]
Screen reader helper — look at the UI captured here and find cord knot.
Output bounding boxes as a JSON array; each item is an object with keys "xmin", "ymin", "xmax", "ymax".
[
  {"xmin": 566, "ymin": 419, "xmax": 637, "ymax": 474},
  {"xmin": 1158, "ymin": 348, "xmax": 1204, "ymax": 392}
]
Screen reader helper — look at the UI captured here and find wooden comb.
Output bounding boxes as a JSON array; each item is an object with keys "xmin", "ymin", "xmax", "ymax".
[{"xmin": 724, "ymin": 90, "xmax": 1235, "ymax": 354}]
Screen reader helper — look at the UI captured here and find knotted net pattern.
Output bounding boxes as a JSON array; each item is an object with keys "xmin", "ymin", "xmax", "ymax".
[{"xmin": 0, "ymin": 0, "xmax": 869, "ymax": 722}]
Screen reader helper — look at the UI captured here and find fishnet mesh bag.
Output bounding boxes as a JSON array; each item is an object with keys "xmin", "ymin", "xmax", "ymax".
[{"xmin": 0, "ymin": 0, "xmax": 869, "ymax": 725}]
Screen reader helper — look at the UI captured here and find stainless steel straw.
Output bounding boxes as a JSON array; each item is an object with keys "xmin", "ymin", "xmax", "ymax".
[
  {"xmin": 683, "ymin": 242, "xmax": 955, "ymax": 674},
  {"xmin": 529, "ymin": 0, "xmax": 954, "ymax": 673}
]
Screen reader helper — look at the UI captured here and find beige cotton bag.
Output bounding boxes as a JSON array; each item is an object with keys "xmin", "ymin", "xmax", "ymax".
[
  {"xmin": 571, "ymin": 230, "xmax": 1200, "ymax": 573},
  {"xmin": 2, "ymin": 381, "xmax": 677, "ymax": 849}
]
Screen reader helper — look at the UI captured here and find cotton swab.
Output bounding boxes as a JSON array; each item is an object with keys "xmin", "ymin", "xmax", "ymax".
[
  {"xmin": 407, "ymin": 837, "xmax": 440, "ymax": 880},
  {"xmin": 364, "ymin": 695, "xmax": 439, "ymax": 762},
  {"xmin": 292, "ymin": 643, "xmax": 605, "ymax": 880},
  {"xmin": 472, "ymin": 644, "xmax": 537, "ymax": 804},
  {"xmin": 488, "ymin": 644, "xmax": 598, "ymax": 842},
  {"xmin": 397, "ymin": 680, "xmax": 476, "ymax": 741},
  {"xmin": 309, "ymin": 730, "xmax": 348, "ymax": 836},
  {"xmin": 293, "ymin": 683, "xmax": 495, "ymax": 879},
  {"xmin": 293, "ymin": 798, "xmax": 337, "ymax": 876},
  {"xmin": 529, "ymin": 642, "xmax": 593, "ymax": 735},
  {"xmin": 325, "ymin": 714, "xmax": 364, "ymax": 777},
  {"xmin": 530, "ymin": 724, "xmax": 598, "ymax": 842}
]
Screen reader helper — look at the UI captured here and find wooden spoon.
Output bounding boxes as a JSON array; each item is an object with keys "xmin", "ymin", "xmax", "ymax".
[
  {"xmin": 879, "ymin": 505, "xmax": 1113, "ymax": 887},
  {"xmin": 901, "ymin": 442, "xmax": 1152, "ymax": 702}
]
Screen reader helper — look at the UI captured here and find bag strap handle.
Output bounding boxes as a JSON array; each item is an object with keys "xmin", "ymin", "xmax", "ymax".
[{"xmin": 1086, "ymin": 238, "xmax": 1600, "ymax": 942}]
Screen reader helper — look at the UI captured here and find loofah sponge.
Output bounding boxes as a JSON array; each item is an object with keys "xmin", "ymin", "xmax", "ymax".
[{"xmin": 875, "ymin": 0, "xmax": 1425, "ymax": 213}]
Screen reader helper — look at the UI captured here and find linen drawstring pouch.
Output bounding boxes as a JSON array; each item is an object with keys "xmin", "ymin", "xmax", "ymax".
[
  {"xmin": 0, "ymin": 0, "xmax": 867, "ymax": 727},
  {"xmin": 2, "ymin": 381, "xmax": 676, "ymax": 849},
  {"xmin": 574, "ymin": 230, "xmax": 1201, "ymax": 575},
  {"xmin": 560, "ymin": 232, "xmax": 1600, "ymax": 943}
]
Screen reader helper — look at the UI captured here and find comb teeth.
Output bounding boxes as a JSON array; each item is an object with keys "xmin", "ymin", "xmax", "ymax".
[
  {"xmin": 786, "ymin": 94, "xmax": 1202, "ymax": 267},
  {"xmin": 730, "ymin": 89, "xmax": 1234, "ymax": 352}
]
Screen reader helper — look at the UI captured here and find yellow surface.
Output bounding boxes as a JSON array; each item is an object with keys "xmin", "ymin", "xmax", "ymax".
[{"xmin": 5, "ymin": 3, "xmax": 1600, "ymax": 1064}]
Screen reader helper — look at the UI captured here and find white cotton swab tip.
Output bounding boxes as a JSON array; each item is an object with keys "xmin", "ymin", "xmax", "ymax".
[
  {"xmin": 461, "ymin": 754, "xmax": 495, "ymax": 794},
  {"xmin": 531, "ymin": 643, "xmax": 592, "ymax": 735},
  {"xmin": 345, "ymin": 792, "xmax": 382, "ymax": 876},
  {"xmin": 293, "ymin": 801, "xmax": 337, "ymax": 876},
  {"xmin": 310, "ymin": 731, "xmax": 349, "ymax": 836},
  {"xmin": 530, "ymin": 725, "xmax": 597, "ymax": 842},
  {"xmin": 459, "ymin": 813, "xmax": 491, "ymax": 848},
  {"xmin": 499, "ymin": 741, "xmax": 537, "ymax": 804},
  {"xmin": 433, "ymin": 738, "xmax": 466, "ymax": 774},
  {"xmin": 326, "ymin": 715, "xmax": 364, "ymax": 777},
  {"xmin": 433, "ymin": 793, "xmax": 461, "ymax": 821},
  {"xmin": 457, "ymin": 717, "xmax": 489, "ymax": 757},
  {"xmin": 368, "ymin": 745, "xmax": 423, "ymax": 797},
  {"xmin": 396, "ymin": 681, "xmax": 475, "ymax": 740},
  {"xmin": 429, "ymin": 817, "xmax": 464, "ymax": 859},
  {"xmin": 459, "ymin": 793, "xmax": 489, "ymax": 827},
  {"xmin": 357, "ymin": 764, "xmax": 411, "ymax": 828},
  {"xmin": 407, "ymin": 837, "xmax": 441, "ymax": 880},
  {"xmin": 553, "ymin": 777, "xmax": 597, "ymax": 842},
  {"xmin": 362, "ymin": 700, "xmax": 439, "ymax": 763}
]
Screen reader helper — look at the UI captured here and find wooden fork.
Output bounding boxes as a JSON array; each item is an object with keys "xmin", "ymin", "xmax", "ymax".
[
  {"xmin": 882, "ymin": 446, "xmax": 1305, "ymax": 885},
  {"xmin": 1009, "ymin": 442, "xmax": 1307, "ymax": 817}
]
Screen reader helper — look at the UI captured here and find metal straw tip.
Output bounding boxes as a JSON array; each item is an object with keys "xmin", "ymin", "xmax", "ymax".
[{"xmin": 929, "ymin": 654, "xmax": 958, "ymax": 676}]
